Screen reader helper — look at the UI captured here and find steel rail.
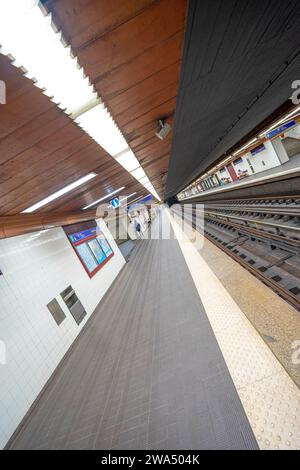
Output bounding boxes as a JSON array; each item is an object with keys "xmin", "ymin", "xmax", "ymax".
[
  {"xmin": 172, "ymin": 207, "xmax": 300, "ymax": 310},
  {"xmin": 183, "ymin": 207, "xmax": 300, "ymax": 233}
]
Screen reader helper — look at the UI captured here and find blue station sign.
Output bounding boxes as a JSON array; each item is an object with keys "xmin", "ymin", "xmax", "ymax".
[
  {"xmin": 69, "ymin": 227, "xmax": 97, "ymax": 243},
  {"xmin": 266, "ymin": 120, "xmax": 296, "ymax": 139},
  {"xmin": 110, "ymin": 197, "xmax": 120, "ymax": 209}
]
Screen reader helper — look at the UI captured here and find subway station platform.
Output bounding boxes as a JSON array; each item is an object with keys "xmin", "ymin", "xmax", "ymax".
[
  {"xmin": 184, "ymin": 153, "xmax": 300, "ymax": 200},
  {"xmin": 8, "ymin": 210, "xmax": 259, "ymax": 450},
  {"xmin": 3, "ymin": 0, "xmax": 300, "ymax": 456}
]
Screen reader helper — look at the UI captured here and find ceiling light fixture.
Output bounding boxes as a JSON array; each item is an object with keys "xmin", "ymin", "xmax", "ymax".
[
  {"xmin": 82, "ymin": 186, "xmax": 125, "ymax": 210},
  {"xmin": 75, "ymin": 104, "xmax": 128, "ymax": 156},
  {"xmin": 0, "ymin": 0, "xmax": 97, "ymax": 117},
  {"xmin": 119, "ymin": 192, "xmax": 137, "ymax": 203},
  {"xmin": 115, "ymin": 149, "xmax": 140, "ymax": 172},
  {"xmin": 22, "ymin": 172, "xmax": 97, "ymax": 213},
  {"xmin": 127, "ymin": 195, "xmax": 148, "ymax": 206},
  {"xmin": 0, "ymin": 1, "xmax": 161, "ymax": 203},
  {"xmin": 131, "ymin": 167, "xmax": 146, "ymax": 180},
  {"xmin": 150, "ymin": 190, "xmax": 161, "ymax": 201},
  {"xmin": 138, "ymin": 176, "xmax": 150, "ymax": 185},
  {"xmin": 259, "ymin": 119, "xmax": 286, "ymax": 138},
  {"xmin": 282, "ymin": 106, "xmax": 300, "ymax": 121}
]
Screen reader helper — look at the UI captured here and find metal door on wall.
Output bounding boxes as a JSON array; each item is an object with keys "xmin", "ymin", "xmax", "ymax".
[{"xmin": 226, "ymin": 164, "xmax": 238, "ymax": 181}]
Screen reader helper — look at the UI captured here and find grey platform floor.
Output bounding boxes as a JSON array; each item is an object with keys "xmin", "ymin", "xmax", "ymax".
[
  {"xmin": 9, "ymin": 211, "xmax": 258, "ymax": 450},
  {"xmin": 118, "ymin": 239, "xmax": 137, "ymax": 261}
]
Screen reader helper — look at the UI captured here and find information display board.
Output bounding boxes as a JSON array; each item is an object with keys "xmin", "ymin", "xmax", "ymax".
[
  {"xmin": 67, "ymin": 225, "xmax": 114, "ymax": 278},
  {"xmin": 88, "ymin": 239, "xmax": 107, "ymax": 264},
  {"xmin": 75, "ymin": 243, "xmax": 98, "ymax": 273},
  {"xmin": 97, "ymin": 233, "xmax": 113, "ymax": 257},
  {"xmin": 266, "ymin": 120, "xmax": 296, "ymax": 139}
]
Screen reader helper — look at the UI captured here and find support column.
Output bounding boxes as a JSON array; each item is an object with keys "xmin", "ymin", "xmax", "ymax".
[{"xmin": 270, "ymin": 137, "xmax": 290, "ymax": 164}]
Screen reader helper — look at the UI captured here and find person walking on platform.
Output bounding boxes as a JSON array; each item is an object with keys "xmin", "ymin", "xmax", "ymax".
[{"xmin": 134, "ymin": 219, "xmax": 142, "ymax": 239}]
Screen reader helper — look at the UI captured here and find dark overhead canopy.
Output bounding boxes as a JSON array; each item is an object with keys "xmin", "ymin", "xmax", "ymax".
[{"xmin": 166, "ymin": 0, "xmax": 300, "ymax": 198}]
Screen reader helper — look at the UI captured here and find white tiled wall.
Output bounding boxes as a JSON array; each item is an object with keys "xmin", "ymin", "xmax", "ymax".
[
  {"xmin": 246, "ymin": 140, "xmax": 282, "ymax": 172},
  {"xmin": 0, "ymin": 219, "xmax": 125, "ymax": 448},
  {"xmin": 231, "ymin": 157, "xmax": 252, "ymax": 175}
]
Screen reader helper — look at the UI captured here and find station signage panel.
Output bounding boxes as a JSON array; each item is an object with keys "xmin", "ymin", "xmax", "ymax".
[
  {"xmin": 69, "ymin": 227, "xmax": 97, "ymax": 243},
  {"xmin": 66, "ymin": 224, "xmax": 114, "ymax": 278},
  {"xmin": 266, "ymin": 120, "xmax": 296, "ymax": 139},
  {"xmin": 110, "ymin": 197, "xmax": 120, "ymax": 209},
  {"xmin": 250, "ymin": 143, "xmax": 266, "ymax": 156}
]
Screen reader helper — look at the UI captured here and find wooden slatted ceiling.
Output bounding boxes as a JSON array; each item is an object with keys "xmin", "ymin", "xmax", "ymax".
[
  {"xmin": 43, "ymin": 0, "xmax": 187, "ymax": 195},
  {"xmin": 0, "ymin": 0, "xmax": 187, "ymax": 215},
  {"xmin": 0, "ymin": 55, "xmax": 145, "ymax": 215}
]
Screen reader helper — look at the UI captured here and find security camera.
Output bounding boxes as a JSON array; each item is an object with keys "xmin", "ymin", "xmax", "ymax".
[{"xmin": 155, "ymin": 119, "xmax": 172, "ymax": 140}]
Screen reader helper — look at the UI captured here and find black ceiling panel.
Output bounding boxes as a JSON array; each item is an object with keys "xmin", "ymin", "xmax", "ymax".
[{"xmin": 166, "ymin": 0, "xmax": 300, "ymax": 198}]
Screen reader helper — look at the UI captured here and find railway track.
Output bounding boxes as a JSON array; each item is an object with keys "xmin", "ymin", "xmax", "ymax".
[
  {"xmin": 174, "ymin": 196, "xmax": 300, "ymax": 310},
  {"xmin": 179, "ymin": 169, "xmax": 300, "ymax": 203}
]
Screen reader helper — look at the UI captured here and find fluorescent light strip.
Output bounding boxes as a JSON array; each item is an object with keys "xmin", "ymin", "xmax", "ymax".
[
  {"xmin": 128, "ymin": 195, "xmax": 148, "ymax": 206},
  {"xmin": 75, "ymin": 104, "xmax": 128, "ymax": 156},
  {"xmin": 115, "ymin": 149, "xmax": 140, "ymax": 172},
  {"xmin": 259, "ymin": 105, "xmax": 300, "ymax": 137},
  {"xmin": 259, "ymin": 119, "xmax": 286, "ymax": 137},
  {"xmin": 131, "ymin": 167, "xmax": 146, "ymax": 180},
  {"xmin": 283, "ymin": 106, "xmax": 300, "ymax": 121},
  {"xmin": 138, "ymin": 176, "xmax": 150, "ymax": 185},
  {"xmin": 119, "ymin": 192, "xmax": 137, "ymax": 203},
  {"xmin": 22, "ymin": 172, "xmax": 97, "ymax": 213},
  {"xmin": 0, "ymin": 1, "xmax": 97, "ymax": 117},
  {"xmin": 106, "ymin": 192, "xmax": 139, "ymax": 209},
  {"xmin": 82, "ymin": 186, "xmax": 125, "ymax": 210},
  {"xmin": 232, "ymin": 137, "xmax": 258, "ymax": 156}
]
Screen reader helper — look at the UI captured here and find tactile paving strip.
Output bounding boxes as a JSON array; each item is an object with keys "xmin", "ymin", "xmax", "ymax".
[{"xmin": 169, "ymin": 209, "xmax": 300, "ymax": 450}]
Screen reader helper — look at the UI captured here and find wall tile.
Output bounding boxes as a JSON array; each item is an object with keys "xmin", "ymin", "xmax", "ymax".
[{"xmin": 0, "ymin": 219, "xmax": 125, "ymax": 448}]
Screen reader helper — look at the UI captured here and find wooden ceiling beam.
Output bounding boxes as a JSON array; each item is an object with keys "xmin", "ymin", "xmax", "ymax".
[{"xmin": 0, "ymin": 210, "xmax": 97, "ymax": 239}]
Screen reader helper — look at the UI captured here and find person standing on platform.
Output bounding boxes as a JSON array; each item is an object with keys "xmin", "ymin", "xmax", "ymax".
[{"xmin": 134, "ymin": 219, "xmax": 142, "ymax": 239}]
